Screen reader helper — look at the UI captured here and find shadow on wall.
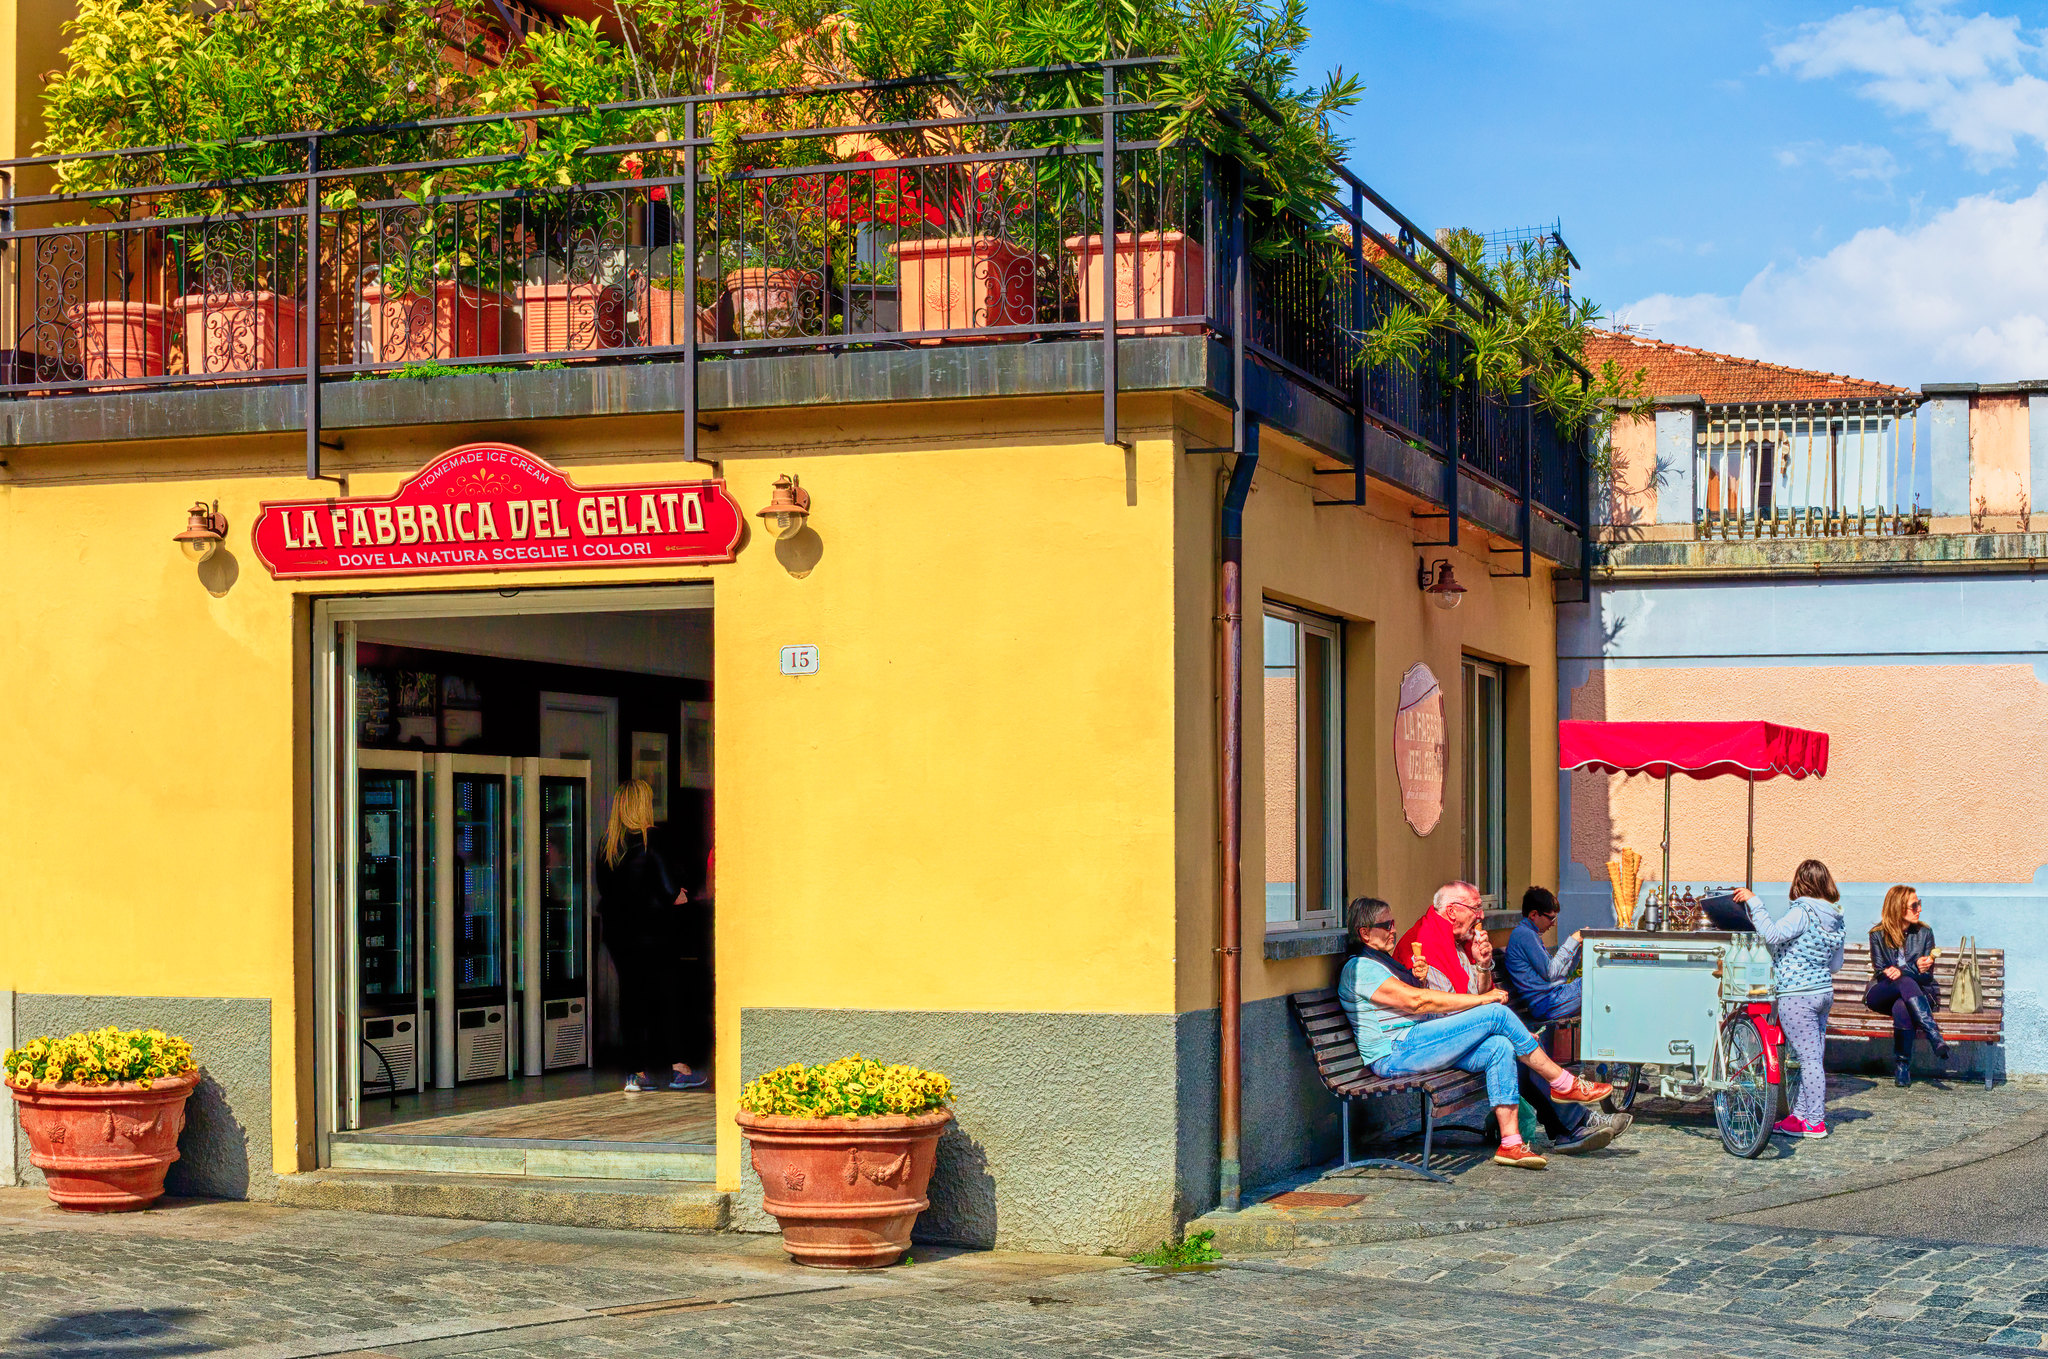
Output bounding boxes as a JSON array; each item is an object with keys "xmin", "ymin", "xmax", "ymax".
[
  {"xmin": 166, "ymin": 1071, "xmax": 250, "ymax": 1199},
  {"xmin": 912, "ymin": 1122, "xmax": 997, "ymax": 1249}
]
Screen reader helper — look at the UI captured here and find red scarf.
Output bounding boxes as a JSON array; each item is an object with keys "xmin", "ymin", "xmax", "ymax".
[{"xmin": 1394, "ymin": 910, "xmax": 1476, "ymax": 994}]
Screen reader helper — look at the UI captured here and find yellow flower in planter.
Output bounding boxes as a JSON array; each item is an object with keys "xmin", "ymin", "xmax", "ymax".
[
  {"xmin": 738, "ymin": 1055, "xmax": 952, "ymax": 1118},
  {"xmin": 3, "ymin": 1026, "xmax": 196, "ymax": 1088}
]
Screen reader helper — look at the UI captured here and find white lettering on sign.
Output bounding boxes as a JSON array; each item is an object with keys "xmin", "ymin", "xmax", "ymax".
[{"xmin": 780, "ymin": 645, "xmax": 820, "ymax": 676}]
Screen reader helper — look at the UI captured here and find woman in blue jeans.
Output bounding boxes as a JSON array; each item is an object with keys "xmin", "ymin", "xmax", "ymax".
[{"xmin": 1340, "ymin": 900, "xmax": 1613, "ymax": 1168}]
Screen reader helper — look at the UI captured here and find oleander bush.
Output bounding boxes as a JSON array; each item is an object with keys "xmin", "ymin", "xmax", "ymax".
[
  {"xmin": 2, "ymin": 1027, "xmax": 196, "ymax": 1089},
  {"xmin": 738, "ymin": 1055, "xmax": 952, "ymax": 1117}
]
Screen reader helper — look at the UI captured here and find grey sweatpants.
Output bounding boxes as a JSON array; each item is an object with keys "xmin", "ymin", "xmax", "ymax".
[{"xmin": 1778, "ymin": 989, "xmax": 1833, "ymax": 1125}]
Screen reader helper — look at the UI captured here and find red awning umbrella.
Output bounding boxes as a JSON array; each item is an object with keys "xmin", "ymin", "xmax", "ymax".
[
  {"xmin": 1559, "ymin": 720, "xmax": 1830, "ymax": 894},
  {"xmin": 1559, "ymin": 720, "xmax": 1829, "ymax": 783}
]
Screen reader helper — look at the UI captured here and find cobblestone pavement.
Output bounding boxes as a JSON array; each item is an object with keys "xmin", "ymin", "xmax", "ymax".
[
  {"xmin": 7, "ymin": 1080, "xmax": 2048, "ymax": 1357},
  {"xmin": 1206, "ymin": 1075, "xmax": 2048, "ymax": 1247}
]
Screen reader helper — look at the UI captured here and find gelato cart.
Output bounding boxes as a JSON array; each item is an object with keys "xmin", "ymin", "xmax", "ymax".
[{"xmin": 1559, "ymin": 721, "xmax": 1831, "ymax": 1157}]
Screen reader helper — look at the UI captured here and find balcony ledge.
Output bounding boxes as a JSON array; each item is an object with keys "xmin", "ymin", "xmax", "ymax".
[
  {"xmin": 0, "ymin": 336, "xmax": 1583, "ymax": 565},
  {"xmin": 1597, "ymin": 530, "xmax": 2048, "ymax": 578}
]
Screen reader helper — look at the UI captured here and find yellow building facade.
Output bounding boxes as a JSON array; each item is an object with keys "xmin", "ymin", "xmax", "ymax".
[{"xmin": 0, "ymin": 371, "xmax": 1567, "ymax": 1250}]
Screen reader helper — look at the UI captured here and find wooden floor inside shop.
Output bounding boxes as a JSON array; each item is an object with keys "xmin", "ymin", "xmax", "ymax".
[{"xmin": 360, "ymin": 1068, "xmax": 715, "ymax": 1145}]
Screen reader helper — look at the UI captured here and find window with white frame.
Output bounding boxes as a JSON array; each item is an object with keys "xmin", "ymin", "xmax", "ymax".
[
  {"xmin": 1461, "ymin": 657, "xmax": 1507, "ymax": 909},
  {"xmin": 1263, "ymin": 606, "xmax": 1343, "ymax": 930}
]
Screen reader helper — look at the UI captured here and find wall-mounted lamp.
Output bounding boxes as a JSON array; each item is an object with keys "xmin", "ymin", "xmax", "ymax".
[
  {"xmin": 174, "ymin": 500, "xmax": 230, "ymax": 563},
  {"xmin": 756, "ymin": 474, "xmax": 811, "ymax": 541},
  {"xmin": 1418, "ymin": 557, "xmax": 1466, "ymax": 610}
]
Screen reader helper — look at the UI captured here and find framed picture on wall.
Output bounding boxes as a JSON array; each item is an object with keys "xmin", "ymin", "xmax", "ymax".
[
  {"xmin": 631, "ymin": 731, "xmax": 670, "ymax": 820},
  {"xmin": 679, "ymin": 702, "xmax": 713, "ymax": 789}
]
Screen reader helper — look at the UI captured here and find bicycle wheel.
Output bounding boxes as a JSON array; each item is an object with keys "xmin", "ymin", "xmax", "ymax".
[
  {"xmin": 1590, "ymin": 1061, "xmax": 1639, "ymax": 1111},
  {"xmin": 1715, "ymin": 1013, "xmax": 1774, "ymax": 1157}
]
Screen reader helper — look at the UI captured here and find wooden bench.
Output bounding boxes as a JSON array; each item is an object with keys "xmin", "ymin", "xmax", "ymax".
[
  {"xmin": 1289, "ymin": 988, "xmax": 1491, "ymax": 1184},
  {"xmin": 1826, "ymin": 943, "xmax": 2004, "ymax": 1089}
]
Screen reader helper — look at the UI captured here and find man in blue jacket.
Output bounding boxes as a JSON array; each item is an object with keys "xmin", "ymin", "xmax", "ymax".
[{"xmin": 1504, "ymin": 886, "xmax": 1583, "ymax": 1024}]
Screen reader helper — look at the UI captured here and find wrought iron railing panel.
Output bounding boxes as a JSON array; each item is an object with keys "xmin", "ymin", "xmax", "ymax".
[
  {"xmin": 1696, "ymin": 399, "xmax": 1926, "ymax": 538},
  {"xmin": 0, "ymin": 66, "xmax": 1591, "ymax": 539}
]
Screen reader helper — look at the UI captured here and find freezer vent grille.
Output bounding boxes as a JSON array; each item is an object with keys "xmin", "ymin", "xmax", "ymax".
[
  {"xmin": 363, "ymin": 1025, "xmax": 417, "ymax": 1092},
  {"xmin": 456, "ymin": 1008, "xmax": 508, "ymax": 1082},
  {"xmin": 544, "ymin": 1018, "xmax": 586, "ymax": 1070}
]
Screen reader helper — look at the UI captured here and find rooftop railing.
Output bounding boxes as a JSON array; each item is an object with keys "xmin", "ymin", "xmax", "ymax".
[
  {"xmin": 0, "ymin": 61, "xmax": 1589, "ymax": 533},
  {"xmin": 1696, "ymin": 398, "xmax": 1928, "ymax": 538}
]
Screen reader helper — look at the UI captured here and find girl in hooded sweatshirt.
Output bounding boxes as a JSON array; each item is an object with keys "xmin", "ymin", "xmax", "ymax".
[{"xmin": 1734, "ymin": 860, "xmax": 1846, "ymax": 1139}]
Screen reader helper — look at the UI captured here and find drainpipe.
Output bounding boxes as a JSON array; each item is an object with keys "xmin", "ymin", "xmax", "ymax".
[{"xmin": 1218, "ymin": 416, "xmax": 1260, "ymax": 1213}]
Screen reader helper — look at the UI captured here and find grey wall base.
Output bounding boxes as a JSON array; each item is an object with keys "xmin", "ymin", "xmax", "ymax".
[
  {"xmin": 10, "ymin": 995, "xmax": 273, "ymax": 1200},
  {"xmin": 738, "ymin": 1001, "xmax": 1339, "ymax": 1255},
  {"xmin": 1, "ymin": 992, "xmax": 14, "ymax": 1187}
]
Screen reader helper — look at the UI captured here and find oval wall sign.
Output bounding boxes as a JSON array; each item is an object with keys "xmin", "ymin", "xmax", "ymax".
[
  {"xmin": 1396, "ymin": 662, "xmax": 1447, "ymax": 836},
  {"xmin": 252, "ymin": 442, "xmax": 742, "ymax": 580}
]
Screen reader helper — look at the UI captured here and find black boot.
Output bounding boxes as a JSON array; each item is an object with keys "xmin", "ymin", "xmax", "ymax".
[
  {"xmin": 1906, "ymin": 994, "xmax": 1951, "ymax": 1059},
  {"xmin": 1895, "ymin": 1053, "xmax": 1913, "ymax": 1087}
]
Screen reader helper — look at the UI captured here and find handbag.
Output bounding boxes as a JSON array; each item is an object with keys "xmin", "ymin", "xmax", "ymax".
[{"xmin": 1952, "ymin": 936, "xmax": 1983, "ymax": 1015}]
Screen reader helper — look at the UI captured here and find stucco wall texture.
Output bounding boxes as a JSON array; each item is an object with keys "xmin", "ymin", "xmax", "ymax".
[
  {"xmin": 10, "ymin": 995, "xmax": 272, "ymax": 1199},
  {"xmin": 1973, "ymin": 394, "xmax": 2032, "ymax": 519},
  {"xmin": 1568, "ymin": 663, "xmax": 2048, "ymax": 887},
  {"xmin": 737, "ymin": 1008, "xmax": 1190, "ymax": 1255}
]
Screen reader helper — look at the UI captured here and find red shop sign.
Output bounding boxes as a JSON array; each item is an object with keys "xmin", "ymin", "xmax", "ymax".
[{"xmin": 252, "ymin": 442, "xmax": 742, "ymax": 580}]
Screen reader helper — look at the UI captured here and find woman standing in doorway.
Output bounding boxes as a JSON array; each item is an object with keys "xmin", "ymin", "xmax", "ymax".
[
  {"xmin": 597, "ymin": 780, "xmax": 707, "ymax": 1093},
  {"xmin": 1735, "ymin": 859, "xmax": 1847, "ymax": 1139}
]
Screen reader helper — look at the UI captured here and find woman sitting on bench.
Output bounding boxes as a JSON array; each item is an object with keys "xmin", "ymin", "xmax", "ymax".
[
  {"xmin": 1339, "ymin": 891, "xmax": 1612, "ymax": 1170},
  {"xmin": 1867, "ymin": 884, "xmax": 1950, "ymax": 1085}
]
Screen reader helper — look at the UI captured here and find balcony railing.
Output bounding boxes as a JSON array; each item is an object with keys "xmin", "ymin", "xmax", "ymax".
[
  {"xmin": 1696, "ymin": 399, "xmax": 1928, "ymax": 538},
  {"xmin": 0, "ymin": 62, "xmax": 1589, "ymax": 532}
]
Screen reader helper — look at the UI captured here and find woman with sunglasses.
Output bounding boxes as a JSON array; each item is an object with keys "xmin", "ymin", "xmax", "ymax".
[
  {"xmin": 1340, "ymin": 894, "xmax": 1612, "ymax": 1169},
  {"xmin": 1866, "ymin": 884, "xmax": 1949, "ymax": 1085}
]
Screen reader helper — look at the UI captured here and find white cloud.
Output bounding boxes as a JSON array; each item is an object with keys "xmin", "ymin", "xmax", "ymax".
[
  {"xmin": 1773, "ymin": 5, "xmax": 2048, "ymax": 164},
  {"xmin": 1615, "ymin": 182, "xmax": 2048, "ymax": 384},
  {"xmin": 1775, "ymin": 140, "xmax": 1903, "ymax": 181}
]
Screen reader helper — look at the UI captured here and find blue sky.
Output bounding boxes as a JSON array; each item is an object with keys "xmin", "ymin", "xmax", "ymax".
[{"xmin": 1301, "ymin": 1, "xmax": 2048, "ymax": 386}]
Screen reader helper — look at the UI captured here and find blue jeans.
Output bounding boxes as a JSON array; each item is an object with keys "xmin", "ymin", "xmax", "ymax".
[
  {"xmin": 1371, "ymin": 1004, "xmax": 1542, "ymax": 1110},
  {"xmin": 1525, "ymin": 979, "xmax": 1582, "ymax": 1025}
]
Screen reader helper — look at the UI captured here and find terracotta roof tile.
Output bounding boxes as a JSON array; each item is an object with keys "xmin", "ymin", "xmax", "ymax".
[{"xmin": 1584, "ymin": 330, "xmax": 1913, "ymax": 404}]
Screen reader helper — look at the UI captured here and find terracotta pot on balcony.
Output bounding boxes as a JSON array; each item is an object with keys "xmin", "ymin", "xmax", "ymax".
[
  {"xmin": 360, "ymin": 282, "xmax": 512, "ymax": 364},
  {"xmin": 736, "ymin": 1108, "xmax": 952, "ymax": 1268},
  {"xmin": 9, "ymin": 1071, "xmax": 200, "ymax": 1211},
  {"xmin": 175, "ymin": 291, "xmax": 303, "ymax": 376},
  {"xmin": 515, "ymin": 282, "xmax": 626, "ymax": 357},
  {"xmin": 640, "ymin": 285, "xmax": 725, "ymax": 346},
  {"xmin": 66, "ymin": 300, "xmax": 170, "ymax": 386},
  {"xmin": 723, "ymin": 267, "xmax": 824, "ymax": 340},
  {"xmin": 1064, "ymin": 230, "xmax": 1206, "ymax": 336},
  {"xmin": 886, "ymin": 238, "xmax": 1036, "ymax": 342}
]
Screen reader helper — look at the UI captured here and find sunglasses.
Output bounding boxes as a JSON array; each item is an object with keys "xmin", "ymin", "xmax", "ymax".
[{"xmin": 1366, "ymin": 918, "xmax": 1396, "ymax": 932}]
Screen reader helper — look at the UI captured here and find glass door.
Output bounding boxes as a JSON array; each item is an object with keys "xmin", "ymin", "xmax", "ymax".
[
  {"xmin": 452, "ymin": 770, "xmax": 506, "ymax": 1001},
  {"xmin": 540, "ymin": 775, "xmax": 587, "ymax": 999},
  {"xmin": 356, "ymin": 770, "xmax": 416, "ymax": 1012}
]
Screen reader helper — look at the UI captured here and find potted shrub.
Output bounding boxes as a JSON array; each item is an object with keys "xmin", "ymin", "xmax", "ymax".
[
  {"xmin": 1064, "ymin": 229, "xmax": 1206, "ymax": 335},
  {"xmin": 359, "ymin": 214, "xmax": 514, "ymax": 364},
  {"xmin": 736, "ymin": 1056, "xmax": 953, "ymax": 1269},
  {"xmin": 4, "ymin": 1026, "xmax": 199, "ymax": 1211}
]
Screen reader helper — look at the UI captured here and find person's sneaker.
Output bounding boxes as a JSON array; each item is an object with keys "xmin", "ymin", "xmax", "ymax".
[
  {"xmin": 1550, "ymin": 1076, "xmax": 1615, "ymax": 1105},
  {"xmin": 1552, "ymin": 1111, "xmax": 1621, "ymax": 1155},
  {"xmin": 1773, "ymin": 1115, "xmax": 1827, "ymax": 1138},
  {"xmin": 668, "ymin": 1070, "xmax": 709, "ymax": 1090},
  {"xmin": 1494, "ymin": 1140, "xmax": 1549, "ymax": 1169},
  {"xmin": 623, "ymin": 1074, "xmax": 650, "ymax": 1094}
]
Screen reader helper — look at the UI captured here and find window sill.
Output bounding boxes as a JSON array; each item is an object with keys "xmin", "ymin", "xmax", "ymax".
[
  {"xmin": 1264, "ymin": 928, "xmax": 1349, "ymax": 961},
  {"xmin": 1483, "ymin": 910, "xmax": 1521, "ymax": 933}
]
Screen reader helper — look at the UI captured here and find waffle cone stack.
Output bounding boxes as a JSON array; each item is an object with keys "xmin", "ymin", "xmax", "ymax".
[{"xmin": 1605, "ymin": 847, "xmax": 1643, "ymax": 929}]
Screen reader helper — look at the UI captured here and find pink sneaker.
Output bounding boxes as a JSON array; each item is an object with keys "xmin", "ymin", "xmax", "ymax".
[{"xmin": 1773, "ymin": 1115, "xmax": 1828, "ymax": 1139}]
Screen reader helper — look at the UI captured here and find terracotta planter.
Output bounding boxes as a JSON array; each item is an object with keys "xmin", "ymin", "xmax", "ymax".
[
  {"xmin": 724, "ymin": 267, "xmax": 824, "ymax": 340},
  {"xmin": 737, "ymin": 1108, "xmax": 952, "ymax": 1268},
  {"xmin": 9, "ymin": 1071, "xmax": 199, "ymax": 1211},
  {"xmin": 176, "ymin": 291, "xmax": 303, "ymax": 376},
  {"xmin": 640, "ymin": 286, "xmax": 724, "ymax": 347},
  {"xmin": 1064, "ymin": 231, "xmax": 1206, "ymax": 335},
  {"xmin": 516, "ymin": 282, "xmax": 625, "ymax": 356},
  {"xmin": 886, "ymin": 238, "xmax": 1036, "ymax": 342},
  {"xmin": 360, "ymin": 282, "xmax": 511, "ymax": 364},
  {"xmin": 66, "ymin": 300, "xmax": 170, "ymax": 384}
]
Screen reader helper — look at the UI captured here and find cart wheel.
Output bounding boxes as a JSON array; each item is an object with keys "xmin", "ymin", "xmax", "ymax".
[
  {"xmin": 1715, "ymin": 1013, "xmax": 1776, "ymax": 1158},
  {"xmin": 1590, "ymin": 1061, "xmax": 1639, "ymax": 1112}
]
